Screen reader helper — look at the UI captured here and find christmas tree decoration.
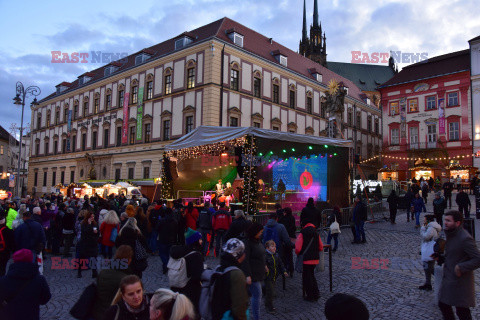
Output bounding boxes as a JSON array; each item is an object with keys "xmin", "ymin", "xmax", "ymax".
[{"xmin": 242, "ymin": 135, "xmax": 258, "ymax": 215}]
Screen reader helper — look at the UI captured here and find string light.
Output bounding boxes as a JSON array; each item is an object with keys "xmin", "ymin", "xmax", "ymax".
[{"xmin": 360, "ymin": 153, "xmax": 477, "ymax": 164}]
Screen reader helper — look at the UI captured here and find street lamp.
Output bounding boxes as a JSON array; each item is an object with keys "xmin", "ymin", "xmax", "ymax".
[{"xmin": 13, "ymin": 81, "xmax": 40, "ymax": 198}]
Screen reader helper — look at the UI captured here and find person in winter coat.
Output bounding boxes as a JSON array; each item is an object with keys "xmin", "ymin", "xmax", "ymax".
[
  {"xmin": 352, "ymin": 196, "xmax": 367, "ymax": 244},
  {"xmin": 149, "ymin": 288, "xmax": 196, "ymax": 320},
  {"xmin": 197, "ymin": 202, "xmax": 214, "ymax": 256},
  {"xmin": 14, "ymin": 209, "xmax": 46, "ymax": 256},
  {"xmin": 419, "ymin": 214, "xmax": 442, "ymax": 291},
  {"xmin": 262, "ymin": 212, "xmax": 292, "ymax": 260},
  {"xmin": 300, "ymin": 198, "xmax": 321, "ymax": 228},
  {"xmin": 5, "ymin": 202, "xmax": 18, "ymax": 230},
  {"xmin": 277, "ymin": 207, "xmax": 296, "ymax": 275},
  {"xmin": 212, "ymin": 238, "xmax": 249, "ymax": 320},
  {"xmin": 295, "ymin": 221, "xmax": 324, "ymax": 301},
  {"xmin": 443, "ymin": 180, "xmax": 454, "ymax": 209},
  {"xmin": 433, "ymin": 192, "xmax": 447, "ymax": 227},
  {"xmin": 387, "ymin": 190, "xmax": 399, "ymax": 224},
  {"xmin": 212, "ymin": 202, "xmax": 232, "ymax": 257},
  {"xmin": 455, "ymin": 189, "xmax": 471, "ymax": 218},
  {"xmin": 169, "ymin": 228, "xmax": 204, "ymax": 314},
  {"xmin": 0, "ymin": 249, "xmax": 51, "ymax": 320},
  {"xmin": 421, "ymin": 182, "xmax": 429, "ymax": 204},
  {"xmin": 135, "ymin": 206, "xmax": 148, "ymax": 241},
  {"xmin": 98, "ymin": 204, "xmax": 109, "ymax": 227},
  {"xmin": 77, "ymin": 211, "xmax": 99, "ymax": 278},
  {"xmin": 184, "ymin": 201, "xmax": 199, "ymax": 231},
  {"xmin": 436, "ymin": 211, "xmax": 480, "ymax": 319},
  {"xmin": 92, "ymin": 245, "xmax": 133, "ymax": 320},
  {"xmin": 241, "ymin": 222, "xmax": 266, "ymax": 320},
  {"xmin": 157, "ymin": 207, "xmax": 179, "ymax": 274},
  {"xmin": 62, "ymin": 207, "xmax": 76, "ymax": 257},
  {"xmin": 99, "ymin": 210, "xmax": 120, "ymax": 259},
  {"xmin": 404, "ymin": 188, "xmax": 415, "ymax": 222},
  {"xmin": 411, "ymin": 192, "xmax": 427, "ymax": 228},
  {"xmin": 264, "ymin": 240, "xmax": 288, "ymax": 314},
  {"xmin": 116, "ymin": 217, "xmax": 148, "ymax": 278},
  {"xmin": 326, "ymin": 206, "xmax": 341, "ymax": 252},
  {"xmin": 224, "ymin": 209, "xmax": 251, "ymax": 243},
  {"xmin": 103, "ymin": 275, "xmax": 150, "ymax": 320},
  {"xmin": 0, "ymin": 211, "xmax": 15, "ymax": 276}
]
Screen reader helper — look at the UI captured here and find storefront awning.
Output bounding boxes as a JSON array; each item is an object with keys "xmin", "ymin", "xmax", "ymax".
[{"xmin": 165, "ymin": 126, "xmax": 353, "ymax": 151}]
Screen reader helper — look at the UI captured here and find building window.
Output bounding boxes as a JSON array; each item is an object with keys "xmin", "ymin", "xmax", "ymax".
[
  {"xmin": 71, "ymin": 135, "xmax": 76, "ymax": 152},
  {"xmin": 146, "ymin": 81, "xmax": 153, "ymax": 99},
  {"xmin": 289, "ymin": 90, "xmax": 295, "ymax": 108},
  {"xmin": 391, "ymin": 128, "xmax": 399, "ymax": 145},
  {"xmin": 306, "ymin": 97, "xmax": 312, "ymax": 114},
  {"xmin": 426, "ymin": 96, "xmax": 436, "ymax": 110},
  {"xmin": 45, "ymin": 141, "xmax": 49, "ymax": 155},
  {"xmin": 356, "ymin": 112, "xmax": 361, "ymax": 129},
  {"xmin": 102, "ymin": 167, "xmax": 107, "ymax": 178},
  {"xmin": 164, "ymin": 75, "xmax": 172, "ymax": 95},
  {"xmin": 143, "ymin": 167, "xmax": 150, "ymax": 179},
  {"xmin": 64, "ymin": 108, "xmax": 69, "ymax": 123},
  {"xmin": 81, "ymin": 133, "xmax": 87, "ymax": 151},
  {"xmin": 118, "ymin": 90, "xmax": 125, "ymax": 108},
  {"xmin": 230, "ymin": 117, "xmax": 238, "ymax": 127},
  {"xmin": 273, "ymin": 126, "xmax": 279, "ymax": 131},
  {"xmin": 102, "ymin": 129, "xmax": 109, "ymax": 148},
  {"xmin": 128, "ymin": 167, "xmax": 134, "ymax": 179},
  {"xmin": 272, "ymin": 84, "xmax": 279, "ymax": 104},
  {"xmin": 46, "ymin": 111, "xmax": 51, "ymax": 127},
  {"xmin": 115, "ymin": 168, "xmax": 121, "ymax": 181},
  {"xmin": 408, "ymin": 99, "xmax": 418, "ymax": 113},
  {"xmin": 83, "ymin": 101, "xmax": 89, "ymax": 117},
  {"xmin": 52, "ymin": 171, "xmax": 56, "ymax": 185},
  {"xmin": 163, "ymin": 120, "xmax": 171, "ymax": 141},
  {"xmin": 74, "ymin": 104, "xmax": 79, "ymax": 120},
  {"xmin": 132, "ymin": 86, "xmax": 138, "ymax": 104},
  {"xmin": 374, "ymin": 120, "xmax": 379, "ymax": 135},
  {"xmin": 70, "ymin": 170, "xmax": 75, "ymax": 183},
  {"xmin": 129, "ymin": 127, "xmax": 136, "ymax": 145},
  {"xmin": 92, "ymin": 131, "xmax": 97, "ymax": 150},
  {"xmin": 390, "ymin": 102, "xmax": 399, "ymax": 115},
  {"xmin": 144, "ymin": 124, "xmax": 151, "ymax": 143},
  {"xmin": 230, "ymin": 69, "xmax": 239, "ymax": 91},
  {"xmin": 54, "ymin": 140, "xmax": 58, "ymax": 155},
  {"xmin": 347, "ymin": 110, "xmax": 353, "ymax": 126},
  {"xmin": 367, "ymin": 116, "xmax": 372, "ymax": 133},
  {"xmin": 32, "ymin": 171, "xmax": 38, "ymax": 187},
  {"xmin": 253, "ymin": 122, "xmax": 261, "ymax": 128},
  {"xmin": 43, "ymin": 171, "xmax": 47, "ymax": 187},
  {"xmin": 55, "ymin": 109, "xmax": 60, "ymax": 125},
  {"xmin": 116, "ymin": 127, "xmax": 122, "ymax": 147},
  {"xmin": 185, "ymin": 116, "xmax": 194, "ymax": 134},
  {"xmin": 62, "ymin": 139, "xmax": 66, "ymax": 153},
  {"xmin": 410, "ymin": 126, "xmax": 419, "ymax": 145},
  {"xmin": 449, "ymin": 122, "xmax": 459, "ymax": 141},
  {"xmin": 60, "ymin": 171, "xmax": 65, "ymax": 184},
  {"xmin": 447, "ymin": 92, "xmax": 459, "ymax": 106},
  {"xmin": 106, "ymin": 93, "xmax": 112, "ymax": 110},
  {"xmin": 187, "ymin": 68, "xmax": 195, "ymax": 89},
  {"xmin": 321, "ymin": 104, "xmax": 326, "ymax": 118},
  {"xmin": 253, "ymin": 77, "xmax": 261, "ymax": 98},
  {"xmin": 427, "ymin": 124, "xmax": 437, "ymax": 142},
  {"xmin": 94, "ymin": 98, "xmax": 99, "ymax": 114},
  {"xmin": 35, "ymin": 141, "xmax": 40, "ymax": 155}
]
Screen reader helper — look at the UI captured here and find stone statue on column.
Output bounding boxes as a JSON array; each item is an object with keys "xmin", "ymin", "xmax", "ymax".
[{"xmin": 322, "ymin": 79, "xmax": 346, "ymax": 138}]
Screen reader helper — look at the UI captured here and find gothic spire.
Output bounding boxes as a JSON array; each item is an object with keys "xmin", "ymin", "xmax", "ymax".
[
  {"xmin": 302, "ymin": 0, "xmax": 308, "ymax": 41},
  {"xmin": 313, "ymin": 0, "xmax": 319, "ymax": 28}
]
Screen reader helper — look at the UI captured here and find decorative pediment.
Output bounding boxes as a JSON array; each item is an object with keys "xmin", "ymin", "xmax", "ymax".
[
  {"xmin": 115, "ymin": 118, "xmax": 123, "ymax": 125},
  {"xmin": 131, "ymin": 79, "xmax": 139, "ymax": 86},
  {"xmin": 253, "ymin": 70, "xmax": 262, "ymax": 78},
  {"xmin": 146, "ymin": 73, "xmax": 154, "ymax": 81},
  {"xmin": 53, "ymin": 134, "xmax": 59, "ymax": 139},
  {"xmin": 228, "ymin": 107, "xmax": 242, "ymax": 115},
  {"xmin": 118, "ymin": 83, "xmax": 125, "ymax": 90},
  {"xmin": 128, "ymin": 117, "xmax": 137, "ymax": 124},
  {"xmin": 80, "ymin": 125, "xmax": 88, "ymax": 133},
  {"xmin": 102, "ymin": 121, "xmax": 111, "ymax": 128},
  {"xmin": 161, "ymin": 110, "xmax": 172, "ymax": 117},
  {"xmin": 143, "ymin": 114, "xmax": 153, "ymax": 120},
  {"xmin": 271, "ymin": 117, "xmax": 282, "ymax": 125},
  {"xmin": 251, "ymin": 112, "xmax": 264, "ymax": 120},
  {"xmin": 287, "ymin": 122, "xmax": 298, "ymax": 130},
  {"xmin": 94, "ymin": 92, "xmax": 100, "ymax": 98},
  {"xmin": 305, "ymin": 126, "xmax": 314, "ymax": 135},
  {"xmin": 91, "ymin": 123, "xmax": 99, "ymax": 130},
  {"xmin": 230, "ymin": 61, "xmax": 240, "ymax": 69},
  {"xmin": 183, "ymin": 105, "xmax": 196, "ymax": 113}
]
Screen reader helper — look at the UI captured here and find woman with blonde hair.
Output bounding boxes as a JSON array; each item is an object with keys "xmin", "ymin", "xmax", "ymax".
[
  {"xmin": 149, "ymin": 288, "xmax": 195, "ymax": 320},
  {"xmin": 99, "ymin": 210, "xmax": 120, "ymax": 259},
  {"xmin": 116, "ymin": 217, "xmax": 148, "ymax": 277},
  {"xmin": 104, "ymin": 275, "xmax": 149, "ymax": 319}
]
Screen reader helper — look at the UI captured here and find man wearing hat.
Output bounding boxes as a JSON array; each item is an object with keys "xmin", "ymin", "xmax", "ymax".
[
  {"xmin": 0, "ymin": 249, "xmax": 51, "ymax": 320},
  {"xmin": 0, "ymin": 210, "xmax": 15, "ymax": 276},
  {"xmin": 169, "ymin": 228, "xmax": 204, "ymax": 313}
]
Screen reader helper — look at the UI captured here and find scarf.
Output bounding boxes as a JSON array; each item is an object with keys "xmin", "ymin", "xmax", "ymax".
[{"xmin": 123, "ymin": 296, "xmax": 147, "ymax": 314}]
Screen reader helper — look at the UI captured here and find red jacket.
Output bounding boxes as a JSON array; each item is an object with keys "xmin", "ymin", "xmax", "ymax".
[
  {"xmin": 295, "ymin": 223, "xmax": 323, "ymax": 265},
  {"xmin": 99, "ymin": 222, "xmax": 119, "ymax": 247},
  {"xmin": 185, "ymin": 208, "xmax": 199, "ymax": 230},
  {"xmin": 212, "ymin": 209, "xmax": 232, "ymax": 231}
]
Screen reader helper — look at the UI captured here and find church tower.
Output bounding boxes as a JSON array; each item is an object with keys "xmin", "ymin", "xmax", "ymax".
[{"xmin": 299, "ymin": 0, "xmax": 327, "ymax": 66}]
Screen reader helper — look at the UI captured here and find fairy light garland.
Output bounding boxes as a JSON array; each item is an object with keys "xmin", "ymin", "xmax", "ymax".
[
  {"xmin": 166, "ymin": 137, "xmax": 246, "ymax": 161},
  {"xmin": 360, "ymin": 153, "xmax": 477, "ymax": 164}
]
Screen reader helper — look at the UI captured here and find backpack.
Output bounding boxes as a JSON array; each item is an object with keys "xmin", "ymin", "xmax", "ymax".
[
  {"xmin": 199, "ymin": 266, "xmax": 239, "ymax": 320},
  {"xmin": 197, "ymin": 209, "xmax": 212, "ymax": 230},
  {"xmin": 263, "ymin": 225, "xmax": 280, "ymax": 246},
  {"xmin": 167, "ymin": 251, "xmax": 196, "ymax": 288},
  {"xmin": 0, "ymin": 227, "xmax": 6, "ymax": 252}
]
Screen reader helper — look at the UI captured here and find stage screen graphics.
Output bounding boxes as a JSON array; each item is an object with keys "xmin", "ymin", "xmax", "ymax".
[{"xmin": 272, "ymin": 155, "xmax": 328, "ymax": 201}]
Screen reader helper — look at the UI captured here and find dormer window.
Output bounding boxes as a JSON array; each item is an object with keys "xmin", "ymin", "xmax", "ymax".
[
  {"xmin": 55, "ymin": 82, "xmax": 71, "ymax": 94},
  {"xmin": 175, "ymin": 36, "xmax": 193, "ymax": 50},
  {"xmin": 78, "ymin": 76, "xmax": 92, "ymax": 86},
  {"xmin": 272, "ymin": 50, "xmax": 287, "ymax": 67},
  {"xmin": 226, "ymin": 29, "xmax": 244, "ymax": 47},
  {"xmin": 104, "ymin": 65, "xmax": 118, "ymax": 77},
  {"xmin": 135, "ymin": 53, "xmax": 150, "ymax": 65},
  {"xmin": 308, "ymin": 69, "xmax": 322, "ymax": 82}
]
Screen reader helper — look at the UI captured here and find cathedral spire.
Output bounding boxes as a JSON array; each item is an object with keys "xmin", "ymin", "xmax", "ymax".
[
  {"xmin": 302, "ymin": 0, "xmax": 308, "ymax": 41},
  {"xmin": 313, "ymin": 0, "xmax": 319, "ymax": 28}
]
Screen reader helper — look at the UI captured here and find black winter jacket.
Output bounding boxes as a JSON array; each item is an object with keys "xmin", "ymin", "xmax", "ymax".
[
  {"xmin": 241, "ymin": 238, "xmax": 266, "ymax": 282},
  {"xmin": 224, "ymin": 217, "xmax": 251, "ymax": 241},
  {"xmin": 278, "ymin": 214, "xmax": 296, "ymax": 238}
]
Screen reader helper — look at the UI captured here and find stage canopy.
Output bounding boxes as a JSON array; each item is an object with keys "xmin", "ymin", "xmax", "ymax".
[{"xmin": 165, "ymin": 126, "xmax": 353, "ymax": 151}]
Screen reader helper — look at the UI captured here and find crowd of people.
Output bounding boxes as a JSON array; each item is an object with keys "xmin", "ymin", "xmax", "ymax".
[{"xmin": 0, "ymin": 193, "xmax": 372, "ymax": 320}]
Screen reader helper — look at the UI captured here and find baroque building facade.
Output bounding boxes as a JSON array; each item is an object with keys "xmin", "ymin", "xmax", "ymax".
[{"xmin": 28, "ymin": 17, "xmax": 379, "ymax": 195}]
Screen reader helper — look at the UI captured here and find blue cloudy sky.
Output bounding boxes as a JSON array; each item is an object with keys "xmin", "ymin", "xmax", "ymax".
[{"xmin": 1, "ymin": 0, "xmax": 479, "ymax": 135}]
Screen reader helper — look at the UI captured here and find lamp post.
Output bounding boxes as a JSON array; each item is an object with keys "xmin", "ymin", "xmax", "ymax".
[{"xmin": 13, "ymin": 82, "xmax": 40, "ymax": 198}]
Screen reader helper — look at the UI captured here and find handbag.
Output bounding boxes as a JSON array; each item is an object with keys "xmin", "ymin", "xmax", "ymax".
[
  {"xmin": 295, "ymin": 237, "xmax": 314, "ymax": 273},
  {"xmin": 110, "ymin": 226, "xmax": 118, "ymax": 242},
  {"xmin": 330, "ymin": 216, "xmax": 341, "ymax": 234},
  {"xmin": 69, "ymin": 282, "xmax": 97, "ymax": 319},
  {"xmin": 134, "ymin": 239, "xmax": 148, "ymax": 272}
]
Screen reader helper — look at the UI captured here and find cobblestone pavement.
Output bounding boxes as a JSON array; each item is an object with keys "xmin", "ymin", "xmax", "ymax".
[{"xmin": 38, "ymin": 192, "xmax": 480, "ymax": 319}]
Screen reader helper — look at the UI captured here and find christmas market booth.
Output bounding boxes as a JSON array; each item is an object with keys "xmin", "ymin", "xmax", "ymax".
[
  {"xmin": 378, "ymin": 167, "xmax": 399, "ymax": 181},
  {"xmin": 447, "ymin": 164, "xmax": 477, "ymax": 181},
  {"xmin": 162, "ymin": 126, "xmax": 352, "ymax": 214}
]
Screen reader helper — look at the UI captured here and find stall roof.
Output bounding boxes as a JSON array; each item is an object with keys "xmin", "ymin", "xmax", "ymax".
[{"xmin": 165, "ymin": 126, "xmax": 353, "ymax": 151}]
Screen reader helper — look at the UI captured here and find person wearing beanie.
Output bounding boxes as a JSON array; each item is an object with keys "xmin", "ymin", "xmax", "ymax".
[
  {"xmin": 324, "ymin": 293, "xmax": 369, "ymax": 320},
  {"xmin": 0, "ymin": 211, "xmax": 15, "ymax": 276},
  {"xmin": 0, "ymin": 249, "xmax": 51, "ymax": 320},
  {"xmin": 169, "ymin": 227, "xmax": 204, "ymax": 314}
]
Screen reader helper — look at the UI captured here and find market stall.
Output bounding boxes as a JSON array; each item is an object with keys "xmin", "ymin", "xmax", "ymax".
[{"xmin": 378, "ymin": 168, "xmax": 398, "ymax": 181}]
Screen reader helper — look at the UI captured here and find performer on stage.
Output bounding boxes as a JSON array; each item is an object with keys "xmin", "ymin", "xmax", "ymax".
[{"xmin": 216, "ymin": 179, "xmax": 224, "ymax": 196}]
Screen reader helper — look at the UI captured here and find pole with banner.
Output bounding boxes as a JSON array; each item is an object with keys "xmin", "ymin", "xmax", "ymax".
[
  {"xmin": 122, "ymin": 93, "xmax": 130, "ymax": 144},
  {"xmin": 136, "ymin": 87, "xmax": 144, "ymax": 140},
  {"xmin": 67, "ymin": 110, "xmax": 72, "ymax": 151},
  {"xmin": 400, "ymin": 98, "xmax": 407, "ymax": 139},
  {"xmin": 438, "ymin": 98, "xmax": 445, "ymax": 136}
]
